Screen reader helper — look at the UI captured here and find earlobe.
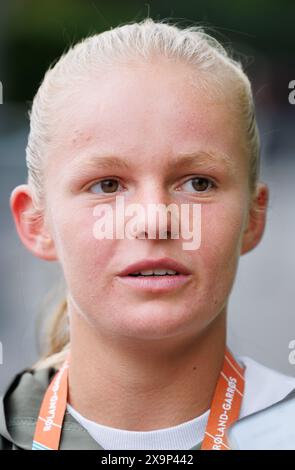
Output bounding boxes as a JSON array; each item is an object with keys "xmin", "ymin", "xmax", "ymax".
[
  {"xmin": 240, "ymin": 182, "xmax": 269, "ymax": 255},
  {"xmin": 9, "ymin": 184, "xmax": 58, "ymax": 261}
]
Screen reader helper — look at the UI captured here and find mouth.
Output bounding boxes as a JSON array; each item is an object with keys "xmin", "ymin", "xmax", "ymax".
[
  {"xmin": 128, "ymin": 269, "xmax": 180, "ymax": 277},
  {"xmin": 116, "ymin": 257, "xmax": 192, "ymax": 293}
]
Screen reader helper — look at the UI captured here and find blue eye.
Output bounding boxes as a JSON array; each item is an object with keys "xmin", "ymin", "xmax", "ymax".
[
  {"xmin": 89, "ymin": 179, "xmax": 122, "ymax": 194},
  {"xmin": 182, "ymin": 177, "xmax": 215, "ymax": 193}
]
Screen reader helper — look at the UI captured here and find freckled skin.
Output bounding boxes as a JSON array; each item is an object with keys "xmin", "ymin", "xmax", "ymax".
[
  {"xmin": 71, "ymin": 129, "xmax": 93, "ymax": 147},
  {"xmin": 43, "ymin": 60, "xmax": 252, "ymax": 344}
]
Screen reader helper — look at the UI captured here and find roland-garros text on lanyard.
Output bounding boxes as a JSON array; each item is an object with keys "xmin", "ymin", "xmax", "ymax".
[{"xmin": 32, "ymin": 347, "xmax": 245, "ymax": 450}]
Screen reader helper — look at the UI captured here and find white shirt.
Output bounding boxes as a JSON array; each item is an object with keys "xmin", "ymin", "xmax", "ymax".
[{"xmin": 67, "ymin": 354, "xmax": 295, "ymax": 450}]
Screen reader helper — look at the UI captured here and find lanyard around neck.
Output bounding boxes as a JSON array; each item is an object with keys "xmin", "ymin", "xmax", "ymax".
[{"xmin": 32, "ymin": 347, "xmax": 245, "ymax": 450}]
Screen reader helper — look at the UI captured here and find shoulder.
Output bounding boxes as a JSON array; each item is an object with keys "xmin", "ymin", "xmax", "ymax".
[
  {"xmin": 0, "ymin": 366, "xmax": 57, "ymax": 450},
  {"xmin": 237, "ymin": 355, "xmax": 295, "ymax": 418}
]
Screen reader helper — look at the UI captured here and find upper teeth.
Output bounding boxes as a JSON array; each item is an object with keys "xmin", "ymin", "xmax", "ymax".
[{"xmin": 131, "ymin": 269, "xmax": 178, "ymax": 275}]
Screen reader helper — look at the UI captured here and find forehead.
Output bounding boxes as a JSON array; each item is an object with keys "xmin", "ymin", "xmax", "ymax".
[{"xmin": 50, "ymin": 61, "xmax": 248, "ymax": 173}]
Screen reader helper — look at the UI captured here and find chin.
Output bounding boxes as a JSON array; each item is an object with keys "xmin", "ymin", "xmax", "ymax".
[{"xmin": 111, "ymin": 305, "xmax": 196, "ymax": 338}]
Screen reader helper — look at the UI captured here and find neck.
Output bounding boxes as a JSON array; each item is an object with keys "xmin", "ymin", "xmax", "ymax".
[{"xmin": 67, "ymin": 309, "xmax": 227, "ymax": 431}]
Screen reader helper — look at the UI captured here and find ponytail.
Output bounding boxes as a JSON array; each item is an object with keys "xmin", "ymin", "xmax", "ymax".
[{"xmin": 32, "ymin": 297, "xmax": 70, "ymax": 370}]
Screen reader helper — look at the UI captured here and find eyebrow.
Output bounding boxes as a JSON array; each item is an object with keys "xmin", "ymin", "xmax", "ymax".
[
  {"xmin": 71, "ymin": 150, "xmax": 236, "ymax": 175},
  {"xmin": 169, "ymin": 151, "xmax": 235, "ymax": 173},
  {"xmin": 71, "ymin": 154, "xmax": 130, "ymax": 172}
]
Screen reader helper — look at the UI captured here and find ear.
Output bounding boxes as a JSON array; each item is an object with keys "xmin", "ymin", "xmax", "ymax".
[
  {"xmin": 240, "ymin": 182, "xmax": 269, "ymax": 255},
  {"xmin": 9, "ymin": 184, "xmax": 58, "ymax": 261}
]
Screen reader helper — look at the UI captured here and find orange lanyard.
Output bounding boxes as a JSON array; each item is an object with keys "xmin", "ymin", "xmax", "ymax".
[
  {"xmin": 201, "ymin": 348, "xmax": 245, "ymax": 450},
  {"xmin": 32, "ymin": 347, "xmax": 244, "ymax": 450}
]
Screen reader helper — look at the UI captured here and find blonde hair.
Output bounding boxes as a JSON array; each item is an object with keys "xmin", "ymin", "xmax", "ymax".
[{"xmin": 27, "ymin": 18, "xmax": 261, "ymax": 370}]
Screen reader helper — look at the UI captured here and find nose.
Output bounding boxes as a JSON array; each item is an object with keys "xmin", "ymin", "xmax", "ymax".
[{"xmin": 126, "ymin": 183, "xmax": 180, "ymax": 240}]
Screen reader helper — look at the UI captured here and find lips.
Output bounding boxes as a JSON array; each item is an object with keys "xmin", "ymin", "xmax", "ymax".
[{"xmin": 118, "ymin": 257, "xmax": 192, "ymax": 277}]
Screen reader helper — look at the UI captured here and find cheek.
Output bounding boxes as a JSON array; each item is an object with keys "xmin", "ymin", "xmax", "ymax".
[
  {"xmin": 198, "ymin": 200, "xmax": 245, "ymax": 284},
  {"xmin": 51, "ymin": 205, "xmax": 116, "ymax": 284}
]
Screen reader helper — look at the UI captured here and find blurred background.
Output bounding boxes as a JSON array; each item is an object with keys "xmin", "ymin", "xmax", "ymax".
[{"xmin": 0, "ymin": 0, "xmax": 294, "ymax": 391}]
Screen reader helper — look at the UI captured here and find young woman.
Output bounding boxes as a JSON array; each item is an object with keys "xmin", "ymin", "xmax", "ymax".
[{"xmin": 1, "ymin": 18, "xmax": 295, "ymax": 451}]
